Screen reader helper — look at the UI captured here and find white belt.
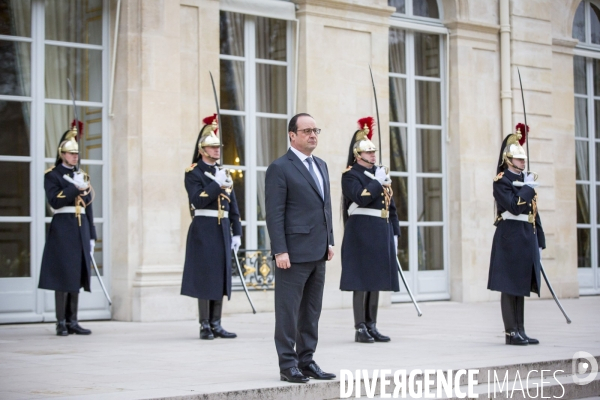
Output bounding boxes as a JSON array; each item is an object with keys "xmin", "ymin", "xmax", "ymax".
[
  {"xmin": 501, "ymin": 211, "xmax": 529, "ymax": 222},
  {"xmin": 348, "ymin": 203, "xmax": 388, "ymax": 219},
  {"xmin": 53, "ymin": 206, "xmax": 85, "ymax": 214},
  {"xmin": 194, "ymin": 209, "xmax": 228, "ymax": 218}
]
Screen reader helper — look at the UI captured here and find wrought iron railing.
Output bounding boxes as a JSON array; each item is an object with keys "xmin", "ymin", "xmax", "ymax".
[{"xmin": 231, "ymin": 249, "xmax": 275, "ymax": 290}]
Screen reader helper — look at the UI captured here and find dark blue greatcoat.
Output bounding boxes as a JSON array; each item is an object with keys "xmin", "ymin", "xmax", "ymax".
[
  {"xmin": 488, "ymin": 170, "xmax": 546, "ymax": 297},
  {"xmin": 340, "ymin": 163, "xmax": 400, "ymax": 292},
  {"xmin": 39, "ymin": 164, "xmax": 97, "ymax": 293},
  {"xmin": 181, "ymin": 161, "xmax": 242, "ymax": 300}
]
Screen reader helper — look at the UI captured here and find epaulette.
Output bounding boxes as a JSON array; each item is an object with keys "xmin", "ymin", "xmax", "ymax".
[
  {"xmin": 493, "ymin": 172, "xmax": 504, "ymax": 182},
  {"xmin": 44, "ymin": 166, "xmax": 55, "ymax": 174},
  {"xmin": 185, "ymin": 163, "xmax": 197, "ymax": 173},
  {"xmin": 342, "ymin": 166, "xmax": 352, "ymax": 174}
]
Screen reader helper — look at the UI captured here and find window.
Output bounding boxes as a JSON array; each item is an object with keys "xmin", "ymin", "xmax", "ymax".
[
  {"xmin": 219, "ymin": 11, "xmax": 292, "ymax": 252},
  {"xmin": 388, "ymin": 0, "xmax": 448, "ymax": 300},
  {"xmin": 573, "ymin": 1, "xmax": 600, "ymax": 294}
]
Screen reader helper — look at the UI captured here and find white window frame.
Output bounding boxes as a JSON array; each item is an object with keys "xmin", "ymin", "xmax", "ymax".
[
  {"xmin": 573, "ymin": 0, "xmax": 600, "ymax": 295},
  {"xmin": 0, "ymin": 0, "xmax": 111, "ymax": 323}
]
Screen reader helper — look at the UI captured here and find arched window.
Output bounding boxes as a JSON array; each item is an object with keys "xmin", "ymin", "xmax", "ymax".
[
  {"xmin": 388, "ymin": 0, "xmax": 449, "ymax": 301},
  {"xmin": 572, "ymin": 0, "xmax": 600, "ymax": 294}
]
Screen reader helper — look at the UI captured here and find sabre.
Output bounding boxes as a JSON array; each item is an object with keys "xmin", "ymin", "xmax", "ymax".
[
  {"xmin": 90, "ymin": 253, "xmax": 112, "ymax": 305},
  {"xmin": 368, "ymin": 65, "xmax": 383, "ymax": 166},
  {"xmin": 517, "ymin": 68, "xmax": 530, "ymax": 172},
  {"xmin": 540, "ymin": 261, "xmax": 571, "ymax": 324},
  {"xmin": 209, "ymin": 71, "xmax": 224, "ymax": 167},
  {"xmin": 233, "ymin": 250, "xmax": 256, "ymax": 314},
  {"xmin": 396, "ymin": 258, "xmax": 422, "ymax": 317},
  {"xmin": 66, "ymin": 78, "xmax": 81, "ymax": 171}
]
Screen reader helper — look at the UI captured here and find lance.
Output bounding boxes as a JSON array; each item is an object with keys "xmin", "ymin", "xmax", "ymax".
[
  {"xmin": 209, "ymin": 71, "xmax": 255, "ymax": 312},
  {"xmin": 368, "ymin": 65, "xmax": 383, "ymax": 166},
  {"xmin": 66, "ymin": 78, "xmax": 81, "ymax": 171}
]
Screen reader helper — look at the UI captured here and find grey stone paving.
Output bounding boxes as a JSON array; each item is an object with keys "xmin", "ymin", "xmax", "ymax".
[{"xmin": 0, "ymin": 297, "xmax": 598, "ymax": 399}]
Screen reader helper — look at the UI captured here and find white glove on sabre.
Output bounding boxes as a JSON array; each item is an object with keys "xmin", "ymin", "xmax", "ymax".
[
  {"xmin": 394, "ymin": 235, "xmax": 398, "ymax": 255},
  {"xmin": 63, "ymin": 173, "xmax": 89, "ymax": 190},
  {"xmin": 539, "ymin": 247, "xmax": 542, "ymax": 259},
  {"xmin": 374, "ymin": 166, "xmax": 391, "ymax": 186},
  {"xmin": 90, "ymin": 240, "xmax": 96, "ymax": 257},
  {"xmin": 214, "ymin": 168, "xmax": 233, "ymax": 188},
  {"xmin": 523, "ymin": 172, "xmax": 538, "ymax": 188},
  {"xmin": 231, "ymin": 235, "xmax": 241, "ymax": 253}
]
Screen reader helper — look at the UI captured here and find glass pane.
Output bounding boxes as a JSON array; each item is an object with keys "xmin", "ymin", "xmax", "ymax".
[
  {"xmin": 597, "ymin": 143, "xmax": 600, "ymax": 179},
  {"xmin": 415, "ymin": 80, "xmax": 441, "ymax": 125},
  {"xmin": 0, "ymin": 40, "xmax": 31, "ymax": 96},
  {"xmin": 417, "ymin": 129, "xmax": 442, "ymax": 173},
  {"xmin": 389, "ymin": 28, "xmax": 405, "ymax": 74},
  {"xmin": 257, "ymin": 118, "xmax": 287, "ymax": 166},
  {"xmin": 92, "ymin": 222, "xmax": 103, "ymax": 275},
  {"xmin": 0, "ymin": 162, "xmax": 29, "ymax": 216},
  {"xmin": 414, "ymin": 0, "xmax": 439, "ymax": 18},
  {"xmin": 390, "ymin": 126, "xmax": 408, "ymax": 172},
  {"xmin": 597, "ymin": 186, "xmax": 600, "ymax": 223},
  {"xmin": 575, "ymin": 97, "xmax": 588, "ymax": 137},
  {"xmin": 221, "ymin": 114, "xmax": 245, "ymax": 166},
  {"xmin": 576, "ymin": 184, "xmax": 590, "ymax": 224},
  {"xmin": 256, "ymin": 64, "xmax": 286, "ymax": 114},
  {"xmin": 80, "ymin": 164, "xmax": 102, "ymax": 218},
  {"xmin": 230, "ymin": 170, "xmax": 245, "ymax": 222},
  {"xmin": 417, "ymin": 178, "xmax": 443, "ymax": 221},
  {"xmin": 577, "ymin": 228, "xmax": 591, "ymax": 268},
  {"xmin": 596, "ymin": 100, "xmax": 600, "ymax": 138},
  {"xmin": 220, "ymin": 60, "xmax": 245, "ymax": 111},
  {"xmin": 572, "ymin": 1, "xmax": 585, "ymax": 42},
  {"xmin": 415, "ymin": 33, "xmax": 440, "ymax": 78},
  {"xmin": 391, "ymin": 175, "xmax": 408, "ymax": 221},
  {"xmin": 594, "ymin": 59, "xmax": 600, "ymax": 96},
  {"xmin": 0, "ymin": 223, "xmax": 30, "ymax": 277},
  {"xmin": 256, "ymin": 17, "xmax": 286, "ymax": 61},
  {"xmin": 220, "ymin": 11, "xmax": 244, "ymax": 57},
  {"xmin": 45, "ymin": 104, "xmax": 103, "ymax": 160},
  {"xmin": 257, "ymin": 171, "xmax": 266, "ymax": 221},
  {"xmin": 0, "ymin": 0, "xmax": 31, "ymax": 37},
  {"xmin": 45, "ymin": 0, "xmax": 103, "ymax": 45},
  {"xmin": 575, "ymin": 140, "xmax": 589, "ymax": 181},
  {"xmin": 398, "ymin": 226, "xmax": 408, "ymax": 271},
  {"xmin": 574, "ymin": 56, "xmax": 587, "ymax": 95},
  {"xmin": 258, "ymin": 225, "xmax": 270, "ymax": 250},
  {"xmin": 417, "ymin": 226, "xmax": 443, "ymax": 271},
  {"xmin": 0, "ymin": 101, "xmax": 30, "ymax": 156},
  {"xmin": 388, "ymin": 0, "xmax": 405, "ymax": 14},
  {"xmin": 389, "ymin": 77, "xmax": 407, "ymax": 123},
  {"xmin": 45, "ymin": 46, "xmax": 102, "ymax": 102},
  {"xmin": 592, "ymin": 3, "xmax": 600, "ymax": 44}
]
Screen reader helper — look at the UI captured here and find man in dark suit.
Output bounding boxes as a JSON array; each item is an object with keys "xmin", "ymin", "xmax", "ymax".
[{"xmin": 265, "ymin": 113, "xmax": 336, "ymax": 383}]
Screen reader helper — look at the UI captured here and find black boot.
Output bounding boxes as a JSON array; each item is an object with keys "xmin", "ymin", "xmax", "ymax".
[
  {"xmin": 54, "ymin": 292, "xmax": 68, "ymax": 336},
  {"xmin": 198, "ymin": 299, "xmax": 214, "ymax": 340},
  {"xmin": 516, "ymin": 296, "xmax": 539, "ymax": 344},
  {"xmin": 210, "ymin": 300, "xmax": 237, "ymax": 338},
  {"xmin": 66, "ymin": 293, "xmax": 92, "ymax": 335},
  {"xmin": 353, "ymin": 292, "xmax": 374, "ymax": 343},
  {"xmin": 365, "ymin": 291, "xmax": 390, "ymax": 342},
  {"xmin": 355, "ymin": 322, "xmax": 374, "ymax": 343},
  {"xmin": 501, "ymin": 293, "xmax": 528, "ymax": 345}
]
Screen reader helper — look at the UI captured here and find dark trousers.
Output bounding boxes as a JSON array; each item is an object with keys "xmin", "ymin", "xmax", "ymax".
[
  {"xmin": 353, "ymin": 291, "xmax": 379, "ymax": 328},
  {"xmin": 55, "ymin": 291, "xmax": 79, "ymax": 322},
  {"xmin": 500, "ymin": 292, "xmax": 525, "ymax": 332},
  {"xmin": 274, "ymin": 260, "xmax": 325, "ymax": 371}
]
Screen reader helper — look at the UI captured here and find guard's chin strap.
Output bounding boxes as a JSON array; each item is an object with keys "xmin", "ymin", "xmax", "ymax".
[
  {"xmin": 199, "ymin": 149, "xmax": 219, "ymax": 163},
  {"xmin": 356, "ymin": 155, "xmax": 375, "ymax": 166},
  {"xmin": 506, "ymin": 158, "xmax": 524, "ymax": 173}
]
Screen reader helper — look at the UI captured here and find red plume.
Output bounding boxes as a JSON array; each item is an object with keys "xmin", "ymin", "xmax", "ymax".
[
  {"xmin": 202, "ymin": 114, "xmax": 218, "ymax": 135},
  {"xmin": 71, "ymin": 119, "xmax": 84, "ymax": 139},
  {"xmin": 357, "ymin": 116, "xmax": 375, "ymax": 140},
  {"xmin": 515, "ymin": 123, "xmax": 528, "ymax": 145}
]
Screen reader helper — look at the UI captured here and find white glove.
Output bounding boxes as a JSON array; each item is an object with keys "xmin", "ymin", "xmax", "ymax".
[
  {"xmin": 374, "ymin": 166, "xmax": 390, "ymax": 185},
  {"xmin": 73, "ymin": 172, "xmax": 89, "ymax": 190},
  {"xmin": 90, "ymin": 240, "xmax": 95, "ymax": 256},
  {"xmin": 524, "ymin": 172, "xmax": 536, "ymax": 187},
  {"xmin": 394, "ymin": 235, "xmax": 398, "ymax": 255},
  {"xmin": 539, "ymin": 247, "xmax": 542, "ymax": 259},
  {"xmin": 231, "ymin": 235, "xmax": 241, "ymax": 253},
  {"xmin": 214, "ymin": 168, "xmax": 233, "ymax": 188}
]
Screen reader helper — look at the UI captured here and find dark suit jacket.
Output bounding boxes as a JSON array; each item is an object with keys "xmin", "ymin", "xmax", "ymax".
[{"xmin": 265, "ymin": 148, "xmax": 334, "ymax": 263}]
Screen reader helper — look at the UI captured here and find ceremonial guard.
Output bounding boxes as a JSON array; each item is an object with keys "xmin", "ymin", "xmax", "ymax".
[
  {"xmin": 181, "ymin": 114, "xmax": 242, "ymax": 340},
  {"xmin": 39, "ymin": 123, "xmax": 96, "ymax": 336},
  {"xmin": 340, "ymin": 117, "xmax": 400, "ymax": 343},
  {"xmin": 488, "ymin": 123, "xmax": 545, "ymax": 345}
]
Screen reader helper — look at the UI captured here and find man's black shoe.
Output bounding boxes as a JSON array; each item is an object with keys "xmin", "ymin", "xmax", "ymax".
[
  {"xmin": 56, "ymin": 320, "xmax": 68, "ymax": 336},
  {"xmin": 355, "ymin": 323, "xmax": 374, "ymax": 343},
  {"xmin": 67, "ymin": 321, "xmax": 92, "ymax": 335},
  {"xmin": 280, "ymin": 367, "xmax": 309, "ymax": 383},
  {"xmin": 505, "ymin": 330, "xmax": 528, "ymax": 345},
  {"xmin": 300, "ymin": 362, "xmax": 336, "ymax": 380},
  {"xmin": 200, "ymin": 320, "xmax": 214, "ymax": 340},
  {"xmin": 210, "ymin": 322, "xmax": 237, "ymax": 339},
  {"xmin": 366, "ymin": 323, "xmax": 390, "ymax": 342}
]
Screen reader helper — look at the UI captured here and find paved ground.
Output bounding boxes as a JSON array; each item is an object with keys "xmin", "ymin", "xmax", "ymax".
[{"xmin": 0, "ymin": 297, "xmax": 598, "ymax": 399}]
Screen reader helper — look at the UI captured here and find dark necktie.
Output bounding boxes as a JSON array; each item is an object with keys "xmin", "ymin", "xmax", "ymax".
[{"xmin": 306, "ymin": 157, "xmax": 323, "ymax": 199}]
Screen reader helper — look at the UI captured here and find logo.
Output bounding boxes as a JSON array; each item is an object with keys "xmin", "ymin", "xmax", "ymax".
[{"xmin": 572, "ymin": 351, "xmax": 598, "ymax": 385}]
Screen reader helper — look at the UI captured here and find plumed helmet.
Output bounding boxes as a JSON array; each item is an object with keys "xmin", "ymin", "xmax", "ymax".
[
  {"xmin": 352, "ymin": 116, "xmax": 377, "ymax": 158},
  {"xmin": 498, "ymin": 123, "xmax": 528, "ymax": 173},
  {"xmin": 199, "ymin": 114, "xmax": 220, "ymax": 148}
]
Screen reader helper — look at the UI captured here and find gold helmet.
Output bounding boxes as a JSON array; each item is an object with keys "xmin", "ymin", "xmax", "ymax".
[
  {"xmin": 58, "ymin": 127, "xmax": 79, "ymax": 154},
  {"xmin": 199, "ymin": 114, "xmax": 220, "ymax": 148},
  {"xmin": 352, "ymin": 116, "xmax": 377, "ymax": 160},
  {"xmin": 498, "ymin": 123, "xmax": 528, "ymax": 172}
]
